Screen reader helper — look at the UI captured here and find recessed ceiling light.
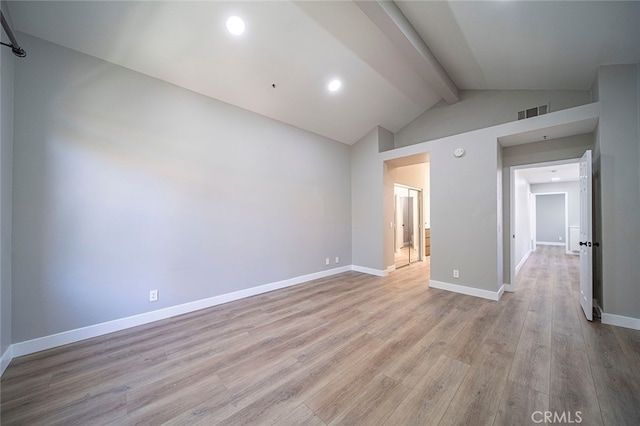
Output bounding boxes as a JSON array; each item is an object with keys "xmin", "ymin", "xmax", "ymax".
[
  {"xmin": 328, "ymin": 79, "xmax": 342, "ymax": 92},
  {"xmin": 226, "ymin": 16, "xmax": 245, "ymax": 36}
]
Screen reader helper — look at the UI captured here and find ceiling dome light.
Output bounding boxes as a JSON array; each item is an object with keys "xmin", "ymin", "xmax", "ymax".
[
  {"xmin": 226, "ymin": 16, "xmax": 245, "ymax": 35},
  {"xmin": 328, "ymin": 79, "xmax": 342, "ymax": 92}
]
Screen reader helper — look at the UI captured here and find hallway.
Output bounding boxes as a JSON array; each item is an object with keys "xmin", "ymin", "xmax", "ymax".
[{"xmin": 509, "ymin": 245, "xmax": 640, "ymax": 425}]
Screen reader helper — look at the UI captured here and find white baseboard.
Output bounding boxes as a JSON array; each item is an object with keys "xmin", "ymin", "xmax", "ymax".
[
  {"xmin": 601, "ymin": 312, "xmax": 640, "ymax": 330},
  {"xmin": 592, "ymin": 299, "xmax": 640, "ymax": 330},
  {"xmin": 429, "ymin": 280, "xmax": 504, "ymax": 301},
  {"xmin": 8, "ymin": 265, "xmax": 353, "ymax": 362},
  {"xmin": 386, "ymin": 265, "xmax": 396, "ymax": 273},
  {"xmin": 537, "ymin": 242, "xmax": 565, "ymax": 247},
  {"xmin": 351, "ymin": 265, "xmax": 388, "ymax": 277},
  {"xmin": 3, "ymin": 263, "xmax": 513, "ymax": 374},
  {"xmin": 1, "ymin": 345, "xmax": 13, "ymax": 376},
  {"xmin": 504, "ymin": 283, "xmax": 515, "ymax": 293},
  {"xmin": 497, "ymin": 284, "xmax": 506, "ymax": 300},
  {"xmin": 515, "ymin": 249, "xmax": 533, "ymax": 276}
]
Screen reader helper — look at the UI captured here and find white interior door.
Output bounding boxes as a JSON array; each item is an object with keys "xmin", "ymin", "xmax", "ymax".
[{"xmin": 579, "ymin": 150, "xmax": 593, "ymax": 321}]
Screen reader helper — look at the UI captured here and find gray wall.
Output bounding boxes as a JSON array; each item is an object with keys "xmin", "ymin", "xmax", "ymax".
[
  {"xmin": 534, "ymin": 194, "xmax": 565, "ymax": 244},
  {"xmin": 422, "ymin": 133, "xmax": 500, "ymax": 291},
  {"xmin": 380, "ymin": 133, "xmax": 501, "ymax": 293},
  {"xmin": 352, "ymin": 127, "xmax": 385, "ymax": 271},
  {"xmin": 395, "ymin": 90, "xmax": 591, "ymax": 148},
  {"xmin": 12, "ymin": 34, "xmax": 352, "ymax": 343},
  {"xmin": 502, "ymin": 133, "xmax": 593, "ymax": 284},
  {"xmin": 367, "ymin": 91, "xmax": 595, "ymax": 294},
  {"xmin": 531, "ymin": 181, "xmax": 580, "ymax": 228},
  {"xmin": 593, "ymin": 64, "xmax": 640, "ymax": 319},
  {"xmin": 1, "ymin": 2, "xmax": 15, "ymax": 359}
]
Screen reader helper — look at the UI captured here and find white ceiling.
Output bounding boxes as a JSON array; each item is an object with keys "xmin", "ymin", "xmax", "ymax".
[
  {"xmin": 518, "ymin": 163, "xmax": 580, "ymax": 185},
  {"xmin": 5, "ymin": 1, "xmax": 640, "ymax": 144},
  {"xmin": 397, "ymin": 0, "xmax": 640, "ymax": 90}
]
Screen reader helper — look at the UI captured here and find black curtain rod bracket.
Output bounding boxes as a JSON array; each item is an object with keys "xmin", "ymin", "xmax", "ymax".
[{"xmin": 1, "ymin": 10, "xmax": 26, "ymax": 57}]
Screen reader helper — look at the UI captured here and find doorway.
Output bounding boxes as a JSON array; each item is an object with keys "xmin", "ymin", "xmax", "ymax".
[
  {"xmin": 394, "ymin": 185, "xmax": 422, "ymax": 269},
  {"xmin": 510, "ymin": 160, "xmax": 580, "ymax": 289},
  {"xmin": 384, "ymin": 152, "xmax": 430, "ymax": 273}
]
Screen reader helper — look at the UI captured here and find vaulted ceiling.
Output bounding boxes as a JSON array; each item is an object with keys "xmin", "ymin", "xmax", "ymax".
[{"xmin": 5, "ymin": 1, "xmax": 640, "ymax": 144}]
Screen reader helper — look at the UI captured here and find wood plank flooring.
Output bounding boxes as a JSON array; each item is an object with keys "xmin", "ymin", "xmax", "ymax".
[{"xmin": 2, "ymin": 246, "xmax": 640, "ymax": 425}]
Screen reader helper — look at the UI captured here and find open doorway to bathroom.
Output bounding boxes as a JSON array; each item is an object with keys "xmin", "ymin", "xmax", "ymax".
[{"xmin": 385, "ymin": 153, "xmax": 430, "ymax": 272}]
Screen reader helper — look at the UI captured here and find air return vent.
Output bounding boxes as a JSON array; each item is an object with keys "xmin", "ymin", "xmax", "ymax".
[{"xmin": 518, "ymin": 104, "xmax": 549, "ymax": 120}]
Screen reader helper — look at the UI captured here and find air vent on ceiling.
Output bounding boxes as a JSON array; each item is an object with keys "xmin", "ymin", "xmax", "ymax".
[{"xmin": 518, "ymin": 104, "xmax": 549, "ymax": 120}]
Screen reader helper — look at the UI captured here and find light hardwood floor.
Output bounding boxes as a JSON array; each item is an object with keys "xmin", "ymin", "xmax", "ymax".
[{"xmin": 2, "ymin": 246, "xmax": 639, "ymax": 425}]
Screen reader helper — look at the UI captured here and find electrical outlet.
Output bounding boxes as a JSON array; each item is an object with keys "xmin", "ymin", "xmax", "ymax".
[
  {"xmin": 149, "ymin": 290, "xmax": 158, "ymax": 302},
  {"xmin": 335, "ymin": 256, "xmax": 339, "ymax": 264},
  {"xmin": 453, "ymin": 269, "xmax": 459, "ymax": 279},
  {"xmin": 325, "ymin": 258, "xmax": 330, "ymax": 265}
]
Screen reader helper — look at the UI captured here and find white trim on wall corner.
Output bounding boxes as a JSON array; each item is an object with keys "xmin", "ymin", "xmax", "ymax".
[
  {"xmin": 351, "ymin": 265, "xmax": 388, "ymax": 277},
  {"xmin": 515, "ymin": 249, "xmax": 533, "ymax": 276},
  {"xmin": 504, "ymin": 283, "xmax": 515, "ymax": 293},
  {"xmin": 594, "ymin": 299, "xmax": 640, "ymax": 330},
  {"xmin": 430, "ymin": 280, "xmax": 505, "ymax": 301},
  {"xmin": 8, "ymin": 265, "xmax": 353, "ymax": 361},
  {"xmin": 601, "ymin": 312, "xmax": 640, "ymax": 331},
  {"xmin": 1, "ymin": 345, "xmax": 13, "ymax": 376},
  {"xmin": 497, "ymin": 284, "xmax": 506, "ymax": 300}
]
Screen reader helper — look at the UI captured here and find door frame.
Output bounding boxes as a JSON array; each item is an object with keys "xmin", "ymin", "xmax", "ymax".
[{"xmin": 509, "ymin": 158, "xmax": 580, "ymax": 292}]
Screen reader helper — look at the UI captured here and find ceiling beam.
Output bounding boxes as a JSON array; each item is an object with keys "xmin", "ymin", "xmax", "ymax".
[{"xmin": 355, "ymin": 0, "xmax": 459, "ymax": 104}]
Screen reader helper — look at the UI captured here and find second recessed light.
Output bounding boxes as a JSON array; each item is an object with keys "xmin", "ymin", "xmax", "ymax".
[
  {"xmin": 226, "ymin": 16, "xmax": 245, "ymax": 36},
  {"xmin": 328, "ymin": 79, "xmax": 342, "ymax": 92}
]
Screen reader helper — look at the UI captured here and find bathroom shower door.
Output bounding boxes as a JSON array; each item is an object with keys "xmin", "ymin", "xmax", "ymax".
[{"xmin": 394, "ymin": 185, "xmax": 422, "ymax": 269}]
